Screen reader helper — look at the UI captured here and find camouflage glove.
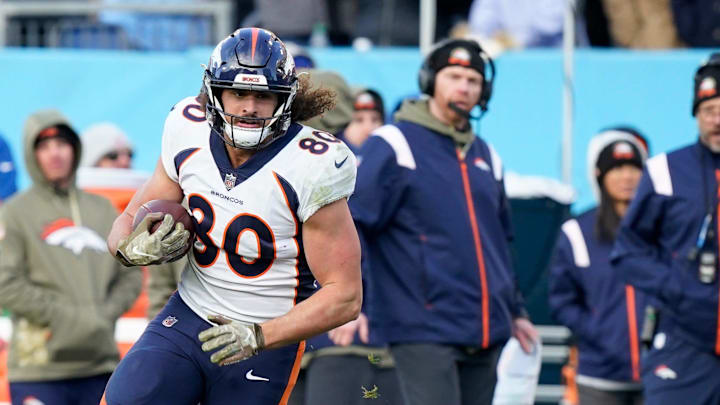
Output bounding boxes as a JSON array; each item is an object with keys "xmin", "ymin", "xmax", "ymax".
[
  {"xmin": 198, "ymin": 315, "xmax": 265, "ymax": 366},
  {"xmin": 116, "ymin": 213, "xmax": 190, "ymax": 267}
]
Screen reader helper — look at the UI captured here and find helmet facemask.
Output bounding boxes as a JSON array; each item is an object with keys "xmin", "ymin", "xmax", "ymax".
[
  {"xmin": 205, "ymin": 78, "xmax": 296, "ymax": 149},
  {"xmin": 202, "ymin": 27, "xmax": 298, "ymax": 150}
]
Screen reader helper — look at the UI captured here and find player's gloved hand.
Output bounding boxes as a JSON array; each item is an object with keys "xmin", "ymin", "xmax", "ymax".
[
  {"xmin": 198, "ymin": 315, "xmax": 265, "ymax": 366},
  {"xmin": 115, "ymin": 213, "xmax": 190, "ymax": 266}
]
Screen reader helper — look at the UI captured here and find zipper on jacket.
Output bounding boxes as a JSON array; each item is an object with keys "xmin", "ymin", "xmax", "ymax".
[
  {"xmin": 714, "ymin": 170, "xmax": 720, "ymax": 355},
  {"xmin": 624, "ymin": 285, "xmax": 640, "ymax": 381},
  {"xmin": 456, "ymin": 148, "xmax": 490, "ymax": 348}
]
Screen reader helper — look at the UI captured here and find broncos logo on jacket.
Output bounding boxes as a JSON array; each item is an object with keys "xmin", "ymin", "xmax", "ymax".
[{"xmin": 41, "ymin": 218, "xmax": 106, "ymax": 255}]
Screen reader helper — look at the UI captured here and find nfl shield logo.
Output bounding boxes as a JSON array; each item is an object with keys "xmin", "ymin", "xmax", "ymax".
[
  {"xmin": 224, "ymin": 173, "xmax": 237, "ymax": 191},
  {"xmin": 162, "ymin": 316, "xmax": 178, "ymax": 328}
]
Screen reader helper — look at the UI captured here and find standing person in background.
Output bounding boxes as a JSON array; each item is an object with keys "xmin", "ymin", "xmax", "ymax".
[
  {"xmin": 350, "ymin": 38, "xmax": 537, "ymax": 405},
  {"xmin": 0, "ymin": 110, "xmax": 142, "ymax": 405},
  {"xmin": 77, "ymin": 122, "xmax": 185, "ymax": 319},
  {"xmin": 77, "ymin": 122, "xmax": 143, "ymax": 212},
  {"xmin": 611, "ymin": 53, "xmax": 720, "ymax": 404},
  {"xmin": 550, "ymin": 128, "xmax": 648, "ymax": 405},
  {"xmin": 0, "ymin": 134, "xmax": 17, "ymax": 204},
  {"xmin": 336, "ymin": 88, "xmax": 385, "ymax": 151}
]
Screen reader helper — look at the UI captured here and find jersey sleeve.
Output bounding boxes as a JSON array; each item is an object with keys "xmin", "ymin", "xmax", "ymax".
[
  {"xmin": 297, "ymin": 139, "xmax": 357, "ymax": 222},
  {"xmin": 161, "ymin": 97, "xmax": 204, "ymax": 183}
]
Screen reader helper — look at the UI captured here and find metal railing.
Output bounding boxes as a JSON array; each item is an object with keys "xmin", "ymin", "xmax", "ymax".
[{"xmin": 0, "ymin": 1, "xmax": 234, "ymax": 49}]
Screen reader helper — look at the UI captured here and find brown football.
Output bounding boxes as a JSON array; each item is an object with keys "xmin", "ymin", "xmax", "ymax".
[{"xmin": 133, "ymin": 199, "xmax": 196, "ymax": 238}]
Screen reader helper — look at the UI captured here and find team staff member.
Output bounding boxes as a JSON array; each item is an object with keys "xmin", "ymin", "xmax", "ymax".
[
  {"xmin": 611, "ymin": 53, "xmax": 720, "ymax": 404},
  {"xmin": 349, "ymin": 38, "xmax": 537, "ymax": 405},
  {"xmin": 335, "ymin": 89, "xmax": 385, "ymax": 152},
  {"xmin": 550, "ymin": 129, "xmax": 648, "ymax": 405},
  {"xmin": 0, "ymin": 110, "xmax": 142, "ymax": 405}
]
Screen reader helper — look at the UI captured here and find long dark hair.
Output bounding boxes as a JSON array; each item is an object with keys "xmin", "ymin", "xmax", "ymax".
[{"xmin": 595, "ymin": 186, "xmax": 622, "ymax": 243}]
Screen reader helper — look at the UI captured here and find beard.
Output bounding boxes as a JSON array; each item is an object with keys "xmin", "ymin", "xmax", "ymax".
[{"xmin": 701, "ymin": 132, "xmax": 720, "ymax": 153}]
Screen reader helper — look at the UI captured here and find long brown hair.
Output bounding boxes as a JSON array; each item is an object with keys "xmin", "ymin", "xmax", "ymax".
[{"xmin": 291, "ymin": 73, "xmax": 336, "ymax": 122}]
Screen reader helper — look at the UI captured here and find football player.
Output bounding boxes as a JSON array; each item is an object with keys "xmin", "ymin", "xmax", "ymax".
[{"xmin": 104, "ymin": 27, "xmax": 362, "ymax": 404}]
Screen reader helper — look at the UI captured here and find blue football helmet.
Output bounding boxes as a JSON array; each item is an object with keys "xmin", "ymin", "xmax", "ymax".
[{"xmin": 203, "ymin": 28, "xmax": 298, "ymax": 149}]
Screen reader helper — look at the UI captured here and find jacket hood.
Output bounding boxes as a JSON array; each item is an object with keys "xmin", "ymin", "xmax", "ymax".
[
  {"xmin": 393, "ymin": 98, "xmax": 475, "ymax": 149},
  {"xmin": 23, "ymin": 109, "xmax": 81, "ymax": 190},
  {"xmin": 586, "ymin": 129, "xmax": 647, "ymax": 202}
]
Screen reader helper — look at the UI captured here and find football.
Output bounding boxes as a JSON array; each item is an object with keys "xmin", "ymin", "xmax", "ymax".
[{"xmin": 133, "ymin": 199, "xmax": 196, "ymax": 238}]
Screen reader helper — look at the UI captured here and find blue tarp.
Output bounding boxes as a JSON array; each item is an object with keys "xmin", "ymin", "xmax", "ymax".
[{"xmin": 0, "ymin": 47, "xmax": 707, "ymax": 211}]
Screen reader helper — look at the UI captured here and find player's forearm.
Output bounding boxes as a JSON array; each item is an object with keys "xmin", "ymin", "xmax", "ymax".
[
  {"xmin": 107, "ymin": 211, "xmax": 134, "ymax": 254},
  {"xmin": 260, "ymin": 281, "xmax": 362, "ymax": 350}
]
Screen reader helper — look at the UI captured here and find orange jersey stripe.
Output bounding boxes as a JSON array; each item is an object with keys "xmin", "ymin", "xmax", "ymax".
[
  {"xmin": 625, "ymin": 285, "xmax": 640, "ymax": 381},
  {"xmin": 457, "ymin": 150, "xmax": 490, "ymax": 348},
  {"xmin": 278, "ymin": 340, "xmax": 306, "ymax": 405}
]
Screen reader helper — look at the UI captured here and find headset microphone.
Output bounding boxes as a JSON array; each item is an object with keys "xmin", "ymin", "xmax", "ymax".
[
  {"xmin": 448, "ymin": 102, "xmax": 482, "ymax": 120},
  {"xmin": 448, "ymin": 102, "xmax": 483, "ymax": 132}
]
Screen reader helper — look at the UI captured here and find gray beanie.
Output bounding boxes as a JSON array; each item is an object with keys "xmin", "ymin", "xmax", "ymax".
[{"xmin": 80, "ymin": 122, "xmax": 133, "ymax": 167}]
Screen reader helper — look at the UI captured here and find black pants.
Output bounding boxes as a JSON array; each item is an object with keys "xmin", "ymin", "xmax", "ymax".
[
  {"xmin": 577, "ymin": 384, "xmax": 643, "ymax": 405},
  {"xmin": 390, "ymin": 343, "xmax": 502, "ymax": 405},
  {"xmin": 303, "ymin": 354, "xmax": 405, "ymax": 405}
]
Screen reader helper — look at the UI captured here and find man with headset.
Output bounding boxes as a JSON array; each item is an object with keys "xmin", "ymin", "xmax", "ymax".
[
  {"xmin": 347, "ymin": 38, "xmax": 537, "ymax": 405},
  {"xmin": 611, "ymin": 53, "xmax": 720, "ymax": 404}
]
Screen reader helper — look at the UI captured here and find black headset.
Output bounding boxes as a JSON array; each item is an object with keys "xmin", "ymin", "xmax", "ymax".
[{"xmin": 418, "ymin": 39, "xmax": 496, "ymax": 112}]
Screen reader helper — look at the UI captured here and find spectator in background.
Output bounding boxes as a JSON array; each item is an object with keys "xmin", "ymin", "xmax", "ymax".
[
  {"xmin": 77, "ymin": 123, "xmax": 145, "ymax": 214},
  {"xmin": 80, "ymin": 122, "xmax": 133, "ymax": 169},
  {"xmin": 0, "ymin": 110, "xmax": 142, "ymax": 405},
  {"xmin": 0, "ymin": 134, "xmax": 17, "ymax": 203},
  {"xmin": 671, "ymin": 0, "xmax": 720, "ymax": 47},
  {"xmin": 337, "ymin": 89, "xmax": 385, "ymax": 151},
  {"xmin": 602, "ymin": 0, "xmax": 683, "ymax": 48},
  {"xmin": 611, "ymin": 53, "xmax": 720, "ymax": 404},
  {"xmin": 350, "ymin": 38, "xmax": 537, "ymax": 405},
  {"xmin": 550, "ymin": 128, "xmax": 648, "ymax": 405},
  {"xmin": 76, "ymin": 122, "xmax": 185, "ymax": 319},
  {"xmin": 468, "ymin": 0, "xmax": 565, "ymax": 50}
]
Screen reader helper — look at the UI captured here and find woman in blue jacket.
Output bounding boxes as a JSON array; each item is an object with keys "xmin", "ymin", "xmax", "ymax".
[{"xmin": 549, "ymin": 128, "xmax": 648, "ymax": 405}]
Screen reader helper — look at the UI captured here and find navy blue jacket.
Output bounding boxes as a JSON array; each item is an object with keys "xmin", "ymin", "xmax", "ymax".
[
  {"xmin": 349, "ymin": 120, "xmax": 524, "ymax": 348},
  {"xmin": 611, "ymin": 141, "xmax": 720, "ymax": 355},
  {"xmin": 550, "ymin": 208, "xmax": 645, "ymax": 382}
]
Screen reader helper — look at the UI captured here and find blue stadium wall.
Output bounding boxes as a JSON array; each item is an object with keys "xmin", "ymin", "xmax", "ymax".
[{"xmin": 0, "ymin": 47, "xmax": 709, "ymax": 211}]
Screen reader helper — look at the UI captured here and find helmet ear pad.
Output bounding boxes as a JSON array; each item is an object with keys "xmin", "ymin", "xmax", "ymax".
[{"xmin": 417, "ymin": 39, "xmax": 495, "ymax": 112}]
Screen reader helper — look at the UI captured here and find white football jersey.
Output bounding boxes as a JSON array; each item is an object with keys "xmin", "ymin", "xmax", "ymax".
[{"xmin": 160, "ymin": 96, "xmax": 356, "ymax": 324}]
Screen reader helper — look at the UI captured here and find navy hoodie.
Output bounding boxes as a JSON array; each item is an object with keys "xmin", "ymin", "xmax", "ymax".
[
  {"xmin": 349, "ymin": 99, "xmax": 524, "ymax": 348},
  {"xmin": 550, "ymin": 208, "xmax": 646, "ymax": 383},
  {"xmin": 611, "ymin": 141, "xmax": 720, "ymax": 355}
]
